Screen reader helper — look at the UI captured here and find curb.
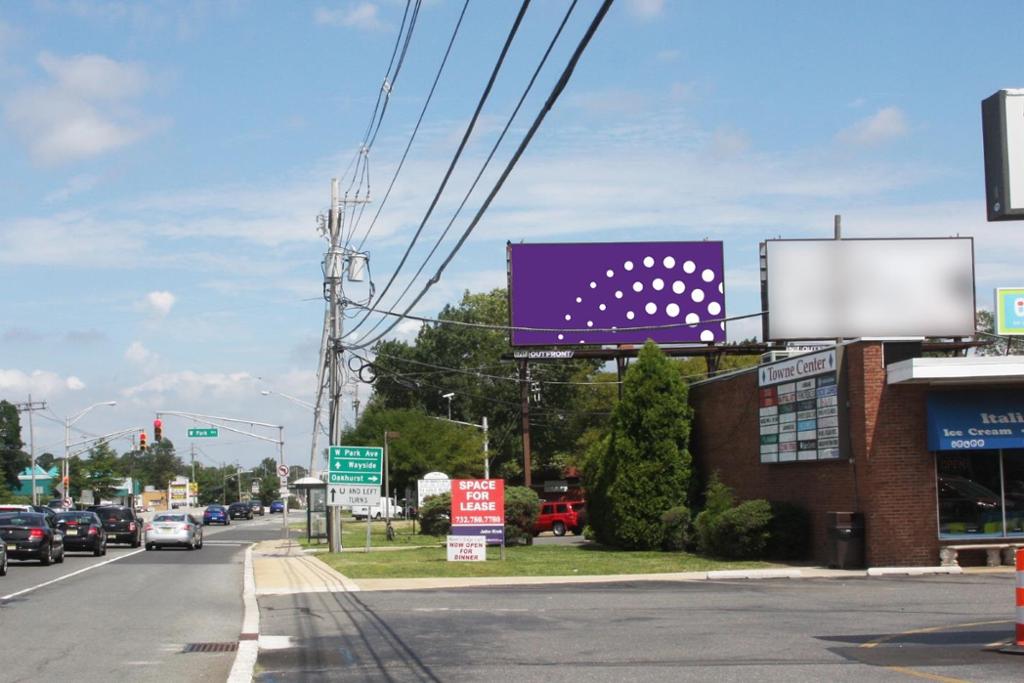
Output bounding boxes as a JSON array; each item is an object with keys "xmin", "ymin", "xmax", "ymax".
[
  {"xmin": 227, "ymin": 543, "xmax": 259, "ymax": 683},
  {"xmin": 707, "ymin": 569, "xmax": 802, "ymax": 580},
  {"xmin": 866, "ymin": 566, "xmax": 963, "ymax": 577}
]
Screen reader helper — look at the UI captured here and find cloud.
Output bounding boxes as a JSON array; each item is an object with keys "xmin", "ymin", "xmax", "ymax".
[
  {"xmin": 145, "ymin": 291, "xmax": 176, "ymax": 317},
  {"xmin": 124, "ymin": 341, "xmax": 157, "ymax": 366},
  {"xmin": 2, "ymin": 327, "xmax": 43, "ymax": 344},
  {"xmin": 0, "ymin": 369, "xmax": 86, "ymax": 396},
  {"xmin": 4, "ymin": 52, "xmax": 165, "ymax": 165},
  {"xmin": 656, "ymin": 49, "xmax": 680, "ymax": 63},
  {"xmin": 122, "ymin": 370, "xmax": 255, "ymax": 400},
  {"xmin": 314, "ymin": 3, "xmax": 387, "ymax": 31},
  {"xmin": 64, "ymin": 329, "xmax": 108, "ymax": 345},
  {"xmin": 45, "ymin": 173, "xmax": 101, "ymax": 203},
  {"xmin": 626, "ymin": 0, "xmax": 665, "ymax": 19},
  {"xmin": 837, "ymin": 107, "xmax": 908, "ymax": 146}
]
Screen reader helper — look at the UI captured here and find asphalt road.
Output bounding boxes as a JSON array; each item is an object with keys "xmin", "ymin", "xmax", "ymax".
[
  {"xmin": 256, "ymin": 573, "xmax": 1023, "ymax": 683},
  {"xmin": 0, "ymin": 511, "xmax": 285, "ymax": 683}
]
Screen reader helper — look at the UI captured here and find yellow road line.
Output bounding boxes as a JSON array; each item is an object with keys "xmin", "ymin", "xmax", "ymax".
[
  {"xmin": 885, "ymin": 666, "xmax": 969, "ymax": 683},
  {"xmin": 860, "ymin": 619, "xmax": 1012, "ymax": 649}
]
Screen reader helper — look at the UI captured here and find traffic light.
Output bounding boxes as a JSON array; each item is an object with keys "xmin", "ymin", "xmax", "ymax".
[
  {"xmin": 153, "ymin": 419, "xmax": 163, "ymax": 443},
  {"xmin": 139, "ymin": 431, "xmax": 148, "ymax": 451}
]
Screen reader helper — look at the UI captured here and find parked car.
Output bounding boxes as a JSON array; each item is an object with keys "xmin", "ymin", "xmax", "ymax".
[
  {"xmin": 269, "ymin": 500, "xmax": 285, "ymax": 513},
  {"xmin": 0, "ymin": 539, "xmax": 7, "ymax": 576},
  {"xmin": 145, "ymin": 513, "xmax": 203, "ymax": 550},
  {"xmin": 228, "ymin": 502, "xmax": 253, "ymax": 520},
  {"xmin": 0, "ymin": 511, "xmax": 65, "ymax": 565},
  {"xmin": 89, "ymin": 505, "xmax": 143, "ymax": 547},
  {"xmin": 533, "ymin": 501, "xmax": 586, "ymax": 537},
  {"xmin": 249, "ymin": 501, "xmax": 264, "ymax": 516},
  {"xmin": 203, "ymin": 505, "xmax": 229, "ymax": 525},
  {"xmin": 55, "ymin": 511, "xmax": 106, "ymax": 556},
  {"xmin": 46, "ymin": 499, "xmax": 70, "ymax": 511}
]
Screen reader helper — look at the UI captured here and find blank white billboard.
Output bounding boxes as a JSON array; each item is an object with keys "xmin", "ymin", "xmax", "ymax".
[{"xmin": 763, "ymin": 238, "xmax": 975, "ymax": 341}]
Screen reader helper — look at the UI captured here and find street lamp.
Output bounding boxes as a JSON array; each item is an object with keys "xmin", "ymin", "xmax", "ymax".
[
  {"xmin": 260, "ymin": 388, "xmax": 327, "ymax": 479},
  {"xmin": 442, "ymin": 392, "xmax": 454, "ymax": 420},
  {"xmin": 63, "ymin": 401, "xmax": 117, "ymax": 506},
  {"xmin": 260, "ymin": 389, "xmax": 315, "ymax": 410}
]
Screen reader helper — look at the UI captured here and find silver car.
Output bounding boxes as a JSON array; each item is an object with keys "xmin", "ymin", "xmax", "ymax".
[{"xmin": 144, "ymin": 513, "xmax": 204, "ymax": 551}]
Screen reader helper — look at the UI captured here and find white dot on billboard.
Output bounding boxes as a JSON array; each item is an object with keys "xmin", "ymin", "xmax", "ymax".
[
  {"xmin": 672, "ymin": 280, "xmax": 685, "ymax": 294},
  {"xmin": 576, "ymin": 296, "xmax": 582, "ymax": 303},
  {"xmin": 666, "ymin": 303, "xmax": 680, "ymax": 317},
  {"xmin": 565, "ymin": 314, "xmax": 572, "ymax": 321},
  {"xmin": 590, "ymin": 281, "xmax": 597, "ymax": 289},
  {"xmin": 663, "ymin": 256, "xmax": 676, "ymax": 269},
  {"xmin": 606, "ymin": 269, "xmax": 614, "ymax": 278},
  {"xmin": 557, "ymin": 334, "xmax": 564, "ymax": 340},
  {"xmin": 587, "ymin": 320, "xmax": 594, "ymax": 327},
  {"xmin": 720, "ymin": 322, "xmax": 726, "ymax": 330},
  {"xmin": 702, "ymin": 268, "xmax": 715, "ymax": 283},
  {"xmin": 599, "ymin": 304, "xmax": 606, "ymax": 311},
  {"xmin": 626, "ymin": 311, "xmax": 635, "ymax": 320},
  {"xmin": 708, "ymin": 301, "xmax": 721, "ymax": 316},
  {"xmin": 691, "ymin": 289, "xmax": 705, "ymax": 303},
  {"xmin": 718, "ymin": 282, "xmax": 724, "ymax": 293},
  {"xmin": 686, "ymin": 312, "xmax": 699, "ymax": 325},
  {"xmin": 645, "ymin": 302, "xmax": 657, "ymax": 315},
  {"xmin": 683, "ymin": 260, "xmax": 696, "ymax": 274},
  {"xmin": 700, "ymin": 330, "xmax": 715, "ymax": 342},
  {"xmin": 652, "ymin": 278, "xmax": 664, "ymax": 291},
  {"xmin": 643, "ymin": 256, "xmax": 654, "ymax": 268},
  {"xmin": 624, "ymin": 260, "xmax": 634, "ymax": 271},
  {"xmin": 633, "ymin": 281, "xmax": 643, "ymax": 292},
  {"xmin": 615, "ymin": 290, "xmax": 623, "ymax": 299}
]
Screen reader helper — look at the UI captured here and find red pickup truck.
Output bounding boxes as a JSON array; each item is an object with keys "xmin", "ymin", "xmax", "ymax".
[{"xmin": 533, "ymin": 501, "xmax": 586, "ymax": 536}]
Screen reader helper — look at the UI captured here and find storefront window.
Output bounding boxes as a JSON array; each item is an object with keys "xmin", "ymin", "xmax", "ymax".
[{"xmin": 937, "ymin": 452, "xmax": 1003, "ymax": 537}]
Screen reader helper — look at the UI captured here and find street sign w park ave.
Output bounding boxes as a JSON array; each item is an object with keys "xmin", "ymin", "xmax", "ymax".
[
  {"xmin": 187, "ymin": 427, "xmax": 218, "ymax": 438},
  {"xmin": 328, "ymin": 445, "xmax": 383, "ymax": 485}
]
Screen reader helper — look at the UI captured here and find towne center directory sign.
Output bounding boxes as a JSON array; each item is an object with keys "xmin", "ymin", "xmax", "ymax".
[{"xmin": 758, "ymin": 348, "xmax": 842, "ymax": 462}]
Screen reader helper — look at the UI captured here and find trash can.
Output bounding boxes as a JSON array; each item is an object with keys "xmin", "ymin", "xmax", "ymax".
[{"xmin": 826, "ymin": 512, "xmax": 865, "ymax": 569}]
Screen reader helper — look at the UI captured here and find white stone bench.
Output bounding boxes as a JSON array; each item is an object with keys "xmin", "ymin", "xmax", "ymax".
[{"xmin": 939, "ymin": 543, "xmax": 1024, "ymax": 567}]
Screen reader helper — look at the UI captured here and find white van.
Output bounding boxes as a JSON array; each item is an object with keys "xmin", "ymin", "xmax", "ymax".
[{"xmin": 352, "ymin": 497, "xmax": 402, "ymax": 520}]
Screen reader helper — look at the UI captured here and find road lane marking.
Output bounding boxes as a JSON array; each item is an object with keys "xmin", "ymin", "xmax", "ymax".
[
  {"xmin": 860, "ymin": 619, "xmax": 1011, "ymax": 648},
  {"xmin": 1, "ymin": 548, "xmax": 146, "ymax": 602},
  {"xmin": 884, "ymin": 667, "xmax": 969, "ymax": 683}
]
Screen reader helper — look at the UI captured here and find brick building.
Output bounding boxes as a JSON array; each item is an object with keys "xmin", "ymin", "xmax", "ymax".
[{"xmin": 689, "ymin": 340, "xmax": 1024, "ymax": 567}]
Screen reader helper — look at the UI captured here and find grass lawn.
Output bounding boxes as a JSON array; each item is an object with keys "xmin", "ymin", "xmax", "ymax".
[
  {"xmin": 293, "ymin": 518, "xmax": 442, "ymax": 549},
  {"xmin": 315, "ymin": 543, "xmax": 780, "ymax": 579}
]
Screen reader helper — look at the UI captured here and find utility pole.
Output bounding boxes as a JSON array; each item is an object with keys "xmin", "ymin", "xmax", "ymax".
[
  {"xmin": 14, "ymin": 397, "xmax": 47, "ymax": 505},
  {"xmin": 519, "ymin": 360, "xmax": 533, "ymax": 489}
]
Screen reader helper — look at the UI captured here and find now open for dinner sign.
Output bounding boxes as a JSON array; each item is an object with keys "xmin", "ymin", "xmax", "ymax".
[{"xmin": 450, "ymin": 478, "xmax": 504, "ymax": 545}]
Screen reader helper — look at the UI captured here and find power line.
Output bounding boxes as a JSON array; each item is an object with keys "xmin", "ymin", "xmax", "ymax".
[
  {"xmin": 347, "ymin": 0, "xmax": 580, "ymax": 344},
  {"xmin": 343, "ymin": 0, "xmax": 533, "ymax": 342},
  {"xmin": 345, "ymin": 0, "xmax": 615, "ymax": 350},
  {"xmin": 352, "ymin": 0, "xmax": 471, "ymax": 255}
]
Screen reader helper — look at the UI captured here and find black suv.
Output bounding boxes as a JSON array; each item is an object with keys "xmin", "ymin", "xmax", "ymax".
[
  {"xmin": 88, "ymin": 505, "xmax": 143, "ymax": 547},
  {"xmin": 228, "ymin": 502, "xmax": 253, "ymax": 520}
]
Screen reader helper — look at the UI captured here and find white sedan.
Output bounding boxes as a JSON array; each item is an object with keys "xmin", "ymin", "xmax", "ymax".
[{"xmin": 144, "ymin": 513, "xmax": 204, "ymax": 550}]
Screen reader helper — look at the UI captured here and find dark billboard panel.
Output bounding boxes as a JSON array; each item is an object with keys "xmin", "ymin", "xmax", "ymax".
[{"xmin": 507, "ymin": 242, "xmax": 726, "ymax": 347}]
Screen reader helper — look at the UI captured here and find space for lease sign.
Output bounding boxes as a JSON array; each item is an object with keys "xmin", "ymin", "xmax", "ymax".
[{"xmin": 451, "ymin": 479, "xmax": 504, "ymax": 544}]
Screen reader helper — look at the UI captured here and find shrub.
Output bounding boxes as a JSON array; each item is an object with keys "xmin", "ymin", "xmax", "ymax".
[
  {"xmin": 712, "ymin": 500, "xmax": 772, "ymax": 559},
  {"xmin": 419, "ymin": 492, "xmax": 451, "ymax": 536},
  {"xmin": 503, "ymin": 486, "xmax": 541, "ymax": 544},
  {"xmin": 767, "ymin": 501, "xmax": 810, "ymax": 560},
  {"xmin": 660, "ymin": 506, "xmax": 692, "ymax": 551},
  {"xmin": 693, "ymin": 473, "xmax": 733, "ymax": 553}
]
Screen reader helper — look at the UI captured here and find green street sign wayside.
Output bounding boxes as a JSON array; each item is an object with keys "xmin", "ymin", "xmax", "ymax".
[
  {"xmin": 188, "ymin": 428, "xmax": 219, "ymax": 438},
  {"xmin": 328, "ymin": 445, "xmax": 383, "ymax": 485}
]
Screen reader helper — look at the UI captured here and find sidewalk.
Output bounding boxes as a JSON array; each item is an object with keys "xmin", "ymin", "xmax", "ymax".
[{"xmin": 250, "ymin": 537, "xmax": 1007, "ymax": 595}]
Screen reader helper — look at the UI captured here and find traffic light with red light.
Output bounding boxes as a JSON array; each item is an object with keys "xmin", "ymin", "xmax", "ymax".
[
  {"xmin": 139, "ymin": 432, "xmax": 148, "ymax": 451},
  {"xmin": 153, "ymin": 419, "xmax": 163, "ymax": 443}
]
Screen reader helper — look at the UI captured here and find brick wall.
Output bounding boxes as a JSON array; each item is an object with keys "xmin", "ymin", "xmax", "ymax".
[{"xmin": 690, "ymin": 341, "xmax": 938, "ymax": 567}]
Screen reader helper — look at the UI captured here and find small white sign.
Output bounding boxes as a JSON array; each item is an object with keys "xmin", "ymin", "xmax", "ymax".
[
  {"xmin": 251, "ymin": 481, "xmax": 259, "ymax": 494},
  {"xmin": 278, "ymin": 486, "xmax": 289, "ymax": 496},
  {"xmin": 446, "ymin": 535, "xmax": 486, "ymax": 562},
  {"xmin": 327, "ymin": 484, "xmax": 380, "ymax": 507},
  {"xmin": 277, "ymin": 464, "xmax": 289, "ymax": 477},
  {"xmin": 279, "ymin": 475, "xmax": 288, "ymax": 486}
]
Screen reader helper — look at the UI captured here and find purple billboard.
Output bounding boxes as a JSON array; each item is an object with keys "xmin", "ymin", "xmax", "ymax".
[{"xmin": 507, "ymin": 242, "xmax": 727, "ymax": 347}]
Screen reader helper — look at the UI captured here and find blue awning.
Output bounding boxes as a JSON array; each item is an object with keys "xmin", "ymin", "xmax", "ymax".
[{"xmin": 927, "ymin": 390, "xmax": 1024, "ymax": 451}]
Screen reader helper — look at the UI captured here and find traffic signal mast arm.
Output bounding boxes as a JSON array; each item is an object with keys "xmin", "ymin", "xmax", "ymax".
[
  {"xmin": 155, "ymin": 411, "xmax": 284, "ymax": 446},
  {"xmin": 66, "ymin": 426, "xmax": 148, "ymax": 458}
]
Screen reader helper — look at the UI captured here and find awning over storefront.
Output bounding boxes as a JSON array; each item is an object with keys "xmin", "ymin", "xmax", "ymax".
[{"xmin": 927, "ymin": 390, "xmax": 1024, "ymax": 451}]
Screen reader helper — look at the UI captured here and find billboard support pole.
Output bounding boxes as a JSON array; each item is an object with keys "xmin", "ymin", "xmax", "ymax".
[
  {"xmin": 616, "ymin": 356, "xmax": 626, "ymax": 401},
  {"xmin": 518, "ymin": 359, "xmax": 532, "ymax": 489}
]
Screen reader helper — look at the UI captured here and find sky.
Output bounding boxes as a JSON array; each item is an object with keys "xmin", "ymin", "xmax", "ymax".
[{"xmin": 2, "ymin": 0, "xmax": 1023, "ymax": 472}]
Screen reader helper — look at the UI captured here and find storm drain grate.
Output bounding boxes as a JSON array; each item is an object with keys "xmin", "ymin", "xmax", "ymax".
[{"xmin": 182, "ymin": 642, "xmax": 239, "ymax": 654}]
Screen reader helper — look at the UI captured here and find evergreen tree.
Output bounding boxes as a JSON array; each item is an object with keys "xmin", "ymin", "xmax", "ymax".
[
  {"xmin": 587, "ymin": 341, "xmax": 693, "ymax": 550},
  {"xmin": 0, "ymin": 400, "xmax": 28, "ymax": 491}
]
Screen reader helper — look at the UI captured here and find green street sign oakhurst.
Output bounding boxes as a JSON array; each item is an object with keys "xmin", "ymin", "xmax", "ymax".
[{"xmin": 328, "ymin": 445, "xmax": 383, "ymax": 485}]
